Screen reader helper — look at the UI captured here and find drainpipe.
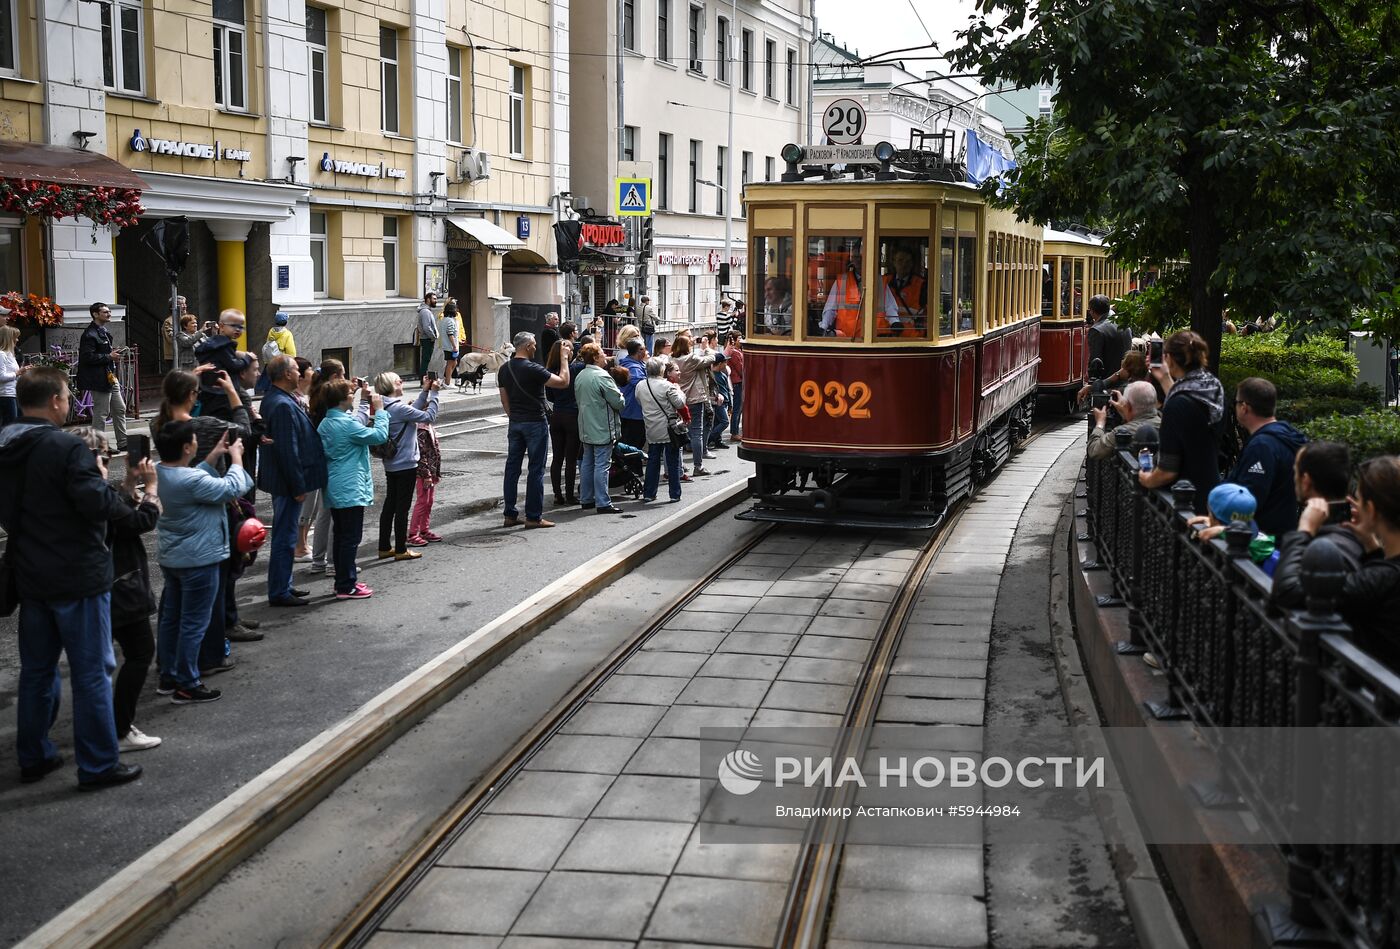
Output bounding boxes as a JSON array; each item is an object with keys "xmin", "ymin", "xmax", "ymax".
[{"xmin": 806, "ymin": 0, "xmax": 817, "ymax": 146}]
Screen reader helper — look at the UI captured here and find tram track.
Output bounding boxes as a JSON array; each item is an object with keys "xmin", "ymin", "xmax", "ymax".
[{"xmin": 327, "ymin": 421, "xmax": 1066, "ymax": 949}]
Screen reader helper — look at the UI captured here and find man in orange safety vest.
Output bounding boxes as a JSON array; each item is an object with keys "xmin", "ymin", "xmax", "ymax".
[{"xmin": 820, "ymin": 257, "xmax": 899, "ymax": 338}]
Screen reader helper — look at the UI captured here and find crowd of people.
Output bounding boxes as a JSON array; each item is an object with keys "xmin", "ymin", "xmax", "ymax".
[
  {"xmin": 1084, "ymin": 299, "xmax": 1400, "ymax": 669},
  {"xmin": 0, "ymin": 293, "xmax": 746, "ymax": 789},
  {"xmin": 499, "ymin": 313, "xmax": 744, "ymax": 526}
]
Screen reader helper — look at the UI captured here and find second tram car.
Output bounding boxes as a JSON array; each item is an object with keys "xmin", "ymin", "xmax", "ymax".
[
  {"xmin": 1037, "ymin": 227, "xmax": 1133, "ymax": 403},
  {"xmin": 737, "ymin": 150, "xmax": 1043, "ymax": 528}
]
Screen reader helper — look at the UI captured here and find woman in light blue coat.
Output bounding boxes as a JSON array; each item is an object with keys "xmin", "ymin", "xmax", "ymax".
[
  {"xmin": 317, "ymin": 379, "xmax": 388, "ymax": 599},
  {"xmin": 374, "ymin": 371, "xmax": 440, "ymax": 559}
]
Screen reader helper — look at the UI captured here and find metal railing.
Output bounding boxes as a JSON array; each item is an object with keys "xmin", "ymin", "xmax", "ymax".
[
  {"xmin": 22, "ymin": 344, "xmax": 142, "ymax": 422},
  {"xmin": 1083, "ymin": 433, "xmax": 1400, "ymax": 948}
]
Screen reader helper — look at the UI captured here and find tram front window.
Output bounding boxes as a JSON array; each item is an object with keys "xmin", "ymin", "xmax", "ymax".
[
  {"xmin": 751, "ymin": 234, "xmax": 794, "ymax": 338},
  {"xmin": 877, "ymin": 237, "xmax": 929, "ymax": 338},
  {"xmin": 807, "ymin": 235, "xmax": 864, "ymax": 340}
]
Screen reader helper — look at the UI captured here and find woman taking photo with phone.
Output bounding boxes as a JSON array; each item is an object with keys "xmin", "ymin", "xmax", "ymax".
[
  {"xmin": 1138, "ymin": 330, "xmax": 1225, "ymax": 512},
  {"xmin": 318, "ymin": 379, "xmax": 388, "ymax": 599}
]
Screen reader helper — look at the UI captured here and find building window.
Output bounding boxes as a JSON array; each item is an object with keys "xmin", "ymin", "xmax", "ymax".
[
  {"xmin": 306, "ymin": 7, "xmax": 328, "ymax": 124},
  {"xmin": 446, "ymin": 46, "xmax": 464, "ymax": 144},
  {"xmin": 380, "ymin": 26, "xmax": 399, "ymax": 134},
  {"xmin": 657, "ymin": 0, "xmax": 670, "ymax": 63},
  {"xmin": 716, "ymin": 146, "xmax": 726, "ymax": 216},
  {"xmin": 623, "ymin": 0, "xmax": 635, "ymax": 51},
  {"xmin": 0, "ymin": 0, "xmax": 17, "ymax": 74},
  {"xmin": 658, "ymin": 133, "xmax": 671, "ymax": 210},
  {"xmin": 688, "ymin": 275, "xmax": 699, "ymax": 322},
  {"xmin": 622, "ymin": 125, "xmax": 636, "ymax": 162},
  {"xmin": 309, "ymin": 212, "xmax": 328, "ymax": 298},
  {"xmin": 765, "ymin": 155, "xmax": 775, "ymax": 181},
  {"xmin": 383, "ymin": 217, "xmax": 399, "ymax": 296},
  {"xmin": 740, "ymin": 28, "xmax": 753, "ymax": 91},
  {"xmin": 689, "ymin": 139, "xmax": 700, "ymax": 214},
  {"xmin": 741, "ymin": 151, "xmax": 751, "ymax": 217},
  {"xmin": 687, "ymin": 5, "xmax": 703, "ymax": 73},
  {"xmin": 657, "ymin": 275, "xmax": 668, "ymax": 319},
  {"xmin": 213, "ymin": 0, "xmax": 247, "ymax": 111},
  {"xmin": 785, "ymin": 47, "xmax": 796, "ymax": 104},
  {"xmin": 716, "ymin": 16, "xmax": 728, "ymax": 83},
  {"xmin": 101, "ymin": 0, "xmax": 144, "ymax": 94},
  {"xmin": 509, "ymin": 65, "xmax": 527, "ymax": 157},
  {"xmin": 764, "ymin": 38, "xmax": 776, "ymax": 98}
]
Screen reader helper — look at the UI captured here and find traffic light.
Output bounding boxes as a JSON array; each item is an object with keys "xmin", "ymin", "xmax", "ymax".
[{"xmin": 640, "ymin": 215, "xmax": 654, "ymax": 260}]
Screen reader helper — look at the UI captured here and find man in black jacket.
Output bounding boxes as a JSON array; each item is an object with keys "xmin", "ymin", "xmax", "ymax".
[
  {"xmin": 194, "ymin": 308, "xmax": 254, "ymax": 419},
  {"xmin": 1270, "ymin": 441, "xmax": 1365, "ymax": 609},
  {"xmin": 77, "ymin": 302, "xmax": 128, "ymax": 452},
  {"xmin": 1086, "ymin": 295, "xmax": 1128, "ymax": 383},
  {"xmin": 0, "ymin": 367, "xmax": 145, "ymax": 789}
]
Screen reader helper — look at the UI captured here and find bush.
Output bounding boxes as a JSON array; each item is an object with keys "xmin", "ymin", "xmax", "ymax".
[
  {"xmin": 1279, "ymin": 391, "xmax": 1384, "ymax": 424},
  {"xmin": 1301, "ymin": 409, "xmax": 1400, "ymax": 463},
  {"xmin": 1217, "ymin": 332, "xmax": 1359, "ymax": 396}
]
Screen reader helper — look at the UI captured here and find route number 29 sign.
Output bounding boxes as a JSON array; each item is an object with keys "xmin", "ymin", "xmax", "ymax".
[{"xmin": 822, "ymin": 98, "xmax": 867, "ymax": 145}]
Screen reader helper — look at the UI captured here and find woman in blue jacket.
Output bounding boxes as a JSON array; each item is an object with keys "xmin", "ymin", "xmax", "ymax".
[
  {"xmin": 373, "ymin": 371, "xmax": 440, "ymax": 560},
  {"xmin": 317, "ymin": 379, "xmax": 388, "ymax": 600}
]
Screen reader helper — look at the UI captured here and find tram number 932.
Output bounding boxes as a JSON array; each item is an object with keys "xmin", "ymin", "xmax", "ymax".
[{"xmin": 799, "ymin": 380, "xmax": 872, "ymax": 419}]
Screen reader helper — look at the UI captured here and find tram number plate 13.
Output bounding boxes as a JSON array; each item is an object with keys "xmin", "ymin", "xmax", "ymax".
[{"xmin": 800, "ymin": 380, "xmax": 872, "ymax": 419}]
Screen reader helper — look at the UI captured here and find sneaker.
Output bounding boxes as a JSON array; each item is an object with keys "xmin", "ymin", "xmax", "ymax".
[
  {"xmin": 228, "ymin": 623, "xmax": 265, "ymax": 640},
  {"xmin": 294, "ymin": 553, "xmax": 312, "ymax": 563},
  {"xmin": 703, "ymin": 451, "xmax": 717, "ymax": 459},
  {"xmin": 200, "ymin": 656, "xmax": 236, "ymax": 677},
  {"xmin": 679, "ymin": 474, "xmax": 694, "ymax": 483},
  {"xmin": 642, "ymin": 496, "xmax": 657, "ymax": 503},
  {"xmin": 323, "ymin": 564, "xmax": 336, "ymax": 577},
  {"xmin": 240, "ymin": 619, "xmax": 262, "ymax": 630},
  {"xmin": 394, "ymin": 550, "xmax": 423, "ymax": 561},
  {"xmin": 119, "ymin": 727, "xmax": 162, "ymax": 752},
  {"xmin": 693, "ymin": 468, "xmax": 712, "ymax": 477},
  {"xmin": 171, "ymin": 685, "xmax": 222, "ymax": 705},
  {"xmin": 155, "ymin": 678, "xmax": 177, "ymax": 696},
  {"xmin": 1143, "ymin": 652, "xmax": 1161, "ymax": 669},
  {"xmin": 421, "ymin": 531, "xmax": 444, "ymax": 543},
  {"xmin": 710, "ymin": 442, "xmax": 731, "ymax": 450},
  {"xmin": 406, "ymin": 535, "xmax": 428, "ymax": 547},
  {"xmin": 336, "ymin": 582, "xmax": 374, "ymax": 600},
  {"xmin": 310, "ymin": 561, "xmax": 326, "ymax": 573}
]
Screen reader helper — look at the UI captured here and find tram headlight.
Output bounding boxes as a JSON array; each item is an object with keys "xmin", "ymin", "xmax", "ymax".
[
  {"xmin": 874, "ymin": 140, "xmax": 897, "ymax": 181},
  {"xmin": 781, "ymin": 143, "xmax": 805, "ymax": 181}
]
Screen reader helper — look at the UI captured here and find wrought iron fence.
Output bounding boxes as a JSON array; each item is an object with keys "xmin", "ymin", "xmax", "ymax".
[{"xmin": 1083, "ymin": 431, "xmax": 1400, "ymax": 947}]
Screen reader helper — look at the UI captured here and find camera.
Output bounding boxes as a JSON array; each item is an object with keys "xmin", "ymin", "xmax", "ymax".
[{"xmin": 1091, "ymin": 391, "xmax": 1111, "ymax": 409}]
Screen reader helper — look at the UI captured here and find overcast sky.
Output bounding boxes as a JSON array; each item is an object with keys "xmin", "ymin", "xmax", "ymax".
[{"xmin": 814, "ymin": 0, "xmax": 981, "ymax": 63}]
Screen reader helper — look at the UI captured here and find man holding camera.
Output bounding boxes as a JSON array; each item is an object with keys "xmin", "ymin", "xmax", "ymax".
[
  {"xmin": 78, "ymin": 302, "xmax": 128, "ymax": 452},
  {"xmin": 194, "ymin": 309, "xmax": 255, "ymax": 420},
  {"xmin": 260, "ymin": 355, "xmax": 327, "ymax": 608},
  {"xmin": 1087, "ymin": 381, "xmax": 1159, "ymax": 461},
  {"xmin": 1269, "ymin": 442, "xmax": 1367, "ymax": 609}
]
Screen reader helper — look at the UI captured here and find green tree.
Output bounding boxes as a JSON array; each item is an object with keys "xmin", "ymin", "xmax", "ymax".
[{"xmin": 949, "ymin": 0, "xmax": 1400, "ymax": 369}]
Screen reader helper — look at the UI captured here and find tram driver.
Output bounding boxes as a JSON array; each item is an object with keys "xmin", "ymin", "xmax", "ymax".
[
  {"xmin": 819, "ymin": 255, "xmax": 900, "ymax": 338},
  {"xmin": 879, "ymin": 245, "xmax": 927, "ymax": 338}
]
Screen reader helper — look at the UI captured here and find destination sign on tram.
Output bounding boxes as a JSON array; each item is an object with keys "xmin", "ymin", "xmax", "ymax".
[{"xmin": 802, "ymin": 145, "xmax": 879, "ymax": 165}]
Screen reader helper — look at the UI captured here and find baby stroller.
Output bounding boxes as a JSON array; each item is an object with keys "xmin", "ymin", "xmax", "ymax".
[{"xmin": 609, "ymin": 442, "xmax": 646, "ymax": 499}]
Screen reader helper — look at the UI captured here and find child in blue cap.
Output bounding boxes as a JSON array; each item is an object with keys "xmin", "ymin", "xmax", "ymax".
[{"xmin": 1189, "ymin": 482, "xmax": 1279, "ymax": 575}]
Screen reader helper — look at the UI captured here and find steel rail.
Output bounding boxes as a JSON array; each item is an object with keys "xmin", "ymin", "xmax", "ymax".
[
  {"xmin": 326, "ymin": 523, "xmax": 779, "ymax": 949},
  {"xmin": 774, "ymin": 421, "xmax": 1058, "ymax": 949}
]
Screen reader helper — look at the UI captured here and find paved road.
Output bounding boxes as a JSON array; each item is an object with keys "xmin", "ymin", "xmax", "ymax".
[{"xmin": 0, "ymin": 380, "xmax": 753, "ymax": 947}]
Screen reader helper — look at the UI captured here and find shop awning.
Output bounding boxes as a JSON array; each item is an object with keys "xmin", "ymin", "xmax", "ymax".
[
  {"xmin": 0, "ymin": 142, "xmax": 146, "ymax": 190},
  {"xmin": 446, "ymin": 214, "xmax": 525, "ymax": 252}
]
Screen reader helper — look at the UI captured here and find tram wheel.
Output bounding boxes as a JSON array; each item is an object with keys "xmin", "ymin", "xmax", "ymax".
[{"xmin": 969, "ymin": 433, "xmax": 996, "ymax": 489}]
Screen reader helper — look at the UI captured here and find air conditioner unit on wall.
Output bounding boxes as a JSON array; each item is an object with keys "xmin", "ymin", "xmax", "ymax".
[{"xmin": 458, "ymin": 148, "xmax": 492, "ymax": 182}]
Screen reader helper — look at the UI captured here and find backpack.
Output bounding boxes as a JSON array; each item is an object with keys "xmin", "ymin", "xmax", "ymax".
[
  {"xmin": 369, "ymin": 415, "xmax": 407, "ymax": 460},
  {"xmin": 261, "ymin": 336, "xmax": 282, "ymax": 364}
]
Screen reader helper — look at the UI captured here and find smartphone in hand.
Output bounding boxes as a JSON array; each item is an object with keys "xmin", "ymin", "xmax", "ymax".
[
  {"xmin": 1148, "ymin": 338, "xmax": 1164, "ymax": 366},
  {"xmin": 127, "ymin": 433, "xmax": 149, "ymax": 467},
  {"xmin": 424, "ymin": 370, "xmax": 437, "ymax": 383}
]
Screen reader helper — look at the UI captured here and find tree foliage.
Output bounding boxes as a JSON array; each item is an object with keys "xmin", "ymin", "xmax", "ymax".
[{"xmin": 948, "ymin": 0, "xmax": 1400, "ymax": 369}]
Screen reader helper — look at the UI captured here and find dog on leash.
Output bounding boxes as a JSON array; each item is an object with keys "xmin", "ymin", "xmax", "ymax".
[{"xmin": 454, "ymin": 344, "xmax": 511, "ymax": 392}]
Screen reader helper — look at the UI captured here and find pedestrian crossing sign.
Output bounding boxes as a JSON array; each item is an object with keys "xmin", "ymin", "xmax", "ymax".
[{"xmin": 614, "ymin": 177, "xmax": 651, "ymax": 216}]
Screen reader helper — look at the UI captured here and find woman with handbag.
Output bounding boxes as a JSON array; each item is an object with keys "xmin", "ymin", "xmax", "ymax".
[{"xmin": 638, "ymin": 358, "xmax": 690, "ymax": 503}]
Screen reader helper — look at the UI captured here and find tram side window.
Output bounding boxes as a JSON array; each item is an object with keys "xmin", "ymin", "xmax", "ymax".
[
  {"xmin": 807, "ymin": 234, "xmax": 864, "ymax": 340},
  {"xmin": 1059, "ymin": 258, "xmax": 1073, "ymax": 319},
  {"xmin": 957, "ymin": 208, "xmax": 977, "ymax": 333},
  {"xmin": 876, "ymin": 235, "xmax": 929, "ymax": 338},
  {"xmin": 1042, "ymin": 259, "xmax": 1054, "ymax": 318},
  {"xmin": 1073, "ymin": 257, "xmax": 1085, "ymax": 320},
  {"xmin": 751, "ymin": 234, "xmax": 794, "ymax": 338}
]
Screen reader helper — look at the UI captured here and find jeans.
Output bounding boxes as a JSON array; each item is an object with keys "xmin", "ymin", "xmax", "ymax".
[
  {"xmin": 644, "ymin": 442, "xmax": 682, "ymax": 501},
  {"xmin": 730, "ymin": 382, "xmax": 743, "ymax": 436},
  {"xmin": 410, "ymin": 476, "xmax": 436, "ymax": 537},
  {"xmin": 310, "ymin": 493, "xmax": 334, "ymax": 567},
  {"xmin": 379, "ymin": 468, "xmax": 417, "ymax": 552},
  {"xmin": 0, "ymin": 395, "xmax": 17, "ymax": 428},
  {"xmin": 418, "ymin": 339, "xmax": 436, "ymax": 378},
  {"xmin": 580, "ymin": 442, "xmax": 613, "ymax": 508},
  {"xmin": 710, "ymin": 399, "xmax": 729, "ymax": 445},
  {"xmin": 267, "ymin": 494, "xmax": 303, "ymax": 601},
  {"xmin": 503, "ymin": 419, "xmax": 550, "ymax": 521},
  {"xmin": 157, "ymin": 564, "xmax": 220, "ymax": 689},
  {"xmin": 548, "ymin": 410, "xmax": 581, "ymax": 499},
  {"xmin": 16, "ymin": 594, "xmax": 120, "ymax": 778},
  {"xmin": 331, "ymin": 506, "xmax": 365, "ymax": 594},
  {"xmin": 90, "ymin": 386, "xmax": 128, "ymax": 449},
  {"xmin": 687, "ymin": 401, "xmax": 708, "ymax": 470},
  {"xmin": 643, "ymin": 333, "xmax": 655, "ymax": 355},
  {"xmin": 111, "ymin": 616, "xmax": 154, "ymax": 737}
]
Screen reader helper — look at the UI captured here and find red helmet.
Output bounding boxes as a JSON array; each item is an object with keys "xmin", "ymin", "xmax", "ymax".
[{"xmin": 236, "ymin": 517, "xmax": 267, "ymax": 553}]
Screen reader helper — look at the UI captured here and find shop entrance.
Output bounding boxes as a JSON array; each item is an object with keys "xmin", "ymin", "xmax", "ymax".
[
  {"xmin": 114, "ymin": 219, "xmax": 220, "ymax": 379},
  {"xmin": 446, "ymin": 245, "xmax": 474, "ymax": 351}
]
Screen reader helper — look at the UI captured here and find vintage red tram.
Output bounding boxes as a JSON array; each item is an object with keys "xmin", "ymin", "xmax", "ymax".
[
  {"xmin": 1037, "ymin": 228, "xmax": 1132, "ymax": 404},
  {"xmin": 737, "ymin": 157, "xmax": 1043, "ymax": 528}
]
